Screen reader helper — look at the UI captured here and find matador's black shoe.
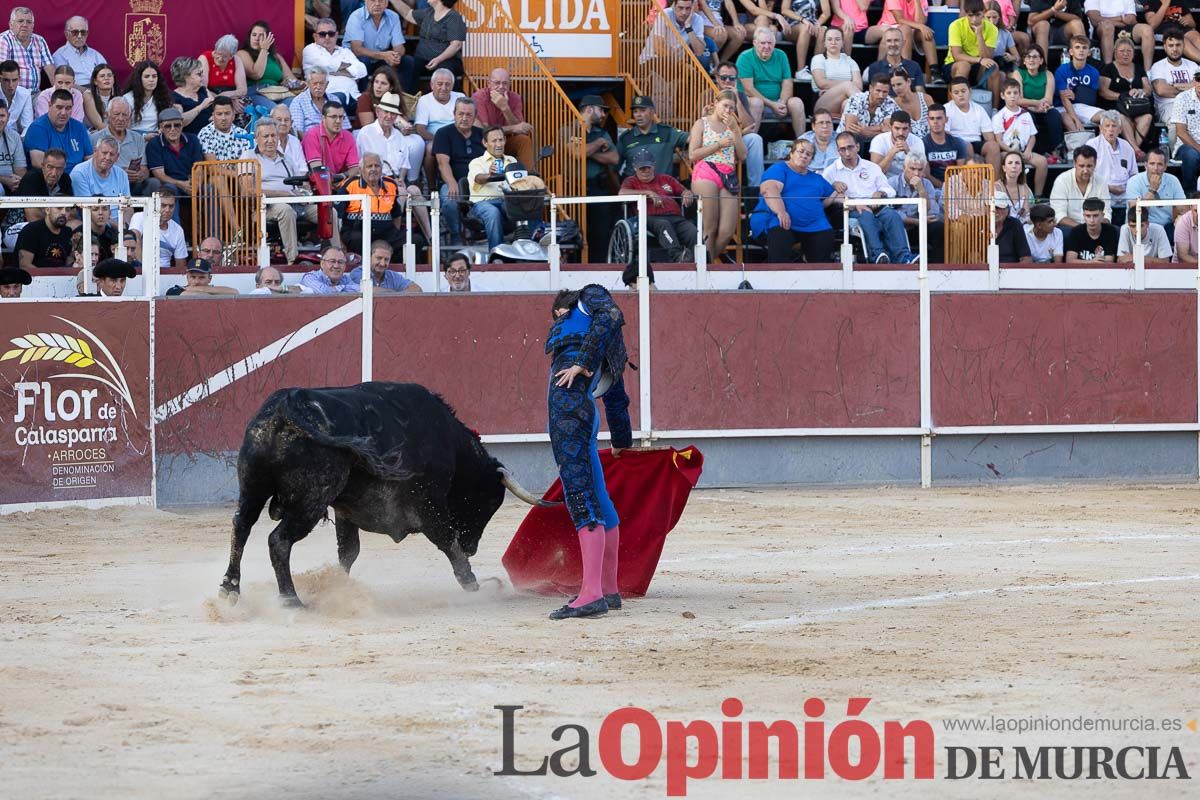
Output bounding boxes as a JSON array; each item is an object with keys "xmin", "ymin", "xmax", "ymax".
[
  {"xmin": 549, "ymin": 597, "xmax": 609, "ymax": 620},
  {"xmin": 569, "ymin": 593, "xmax": 622, "ymax": 609}
]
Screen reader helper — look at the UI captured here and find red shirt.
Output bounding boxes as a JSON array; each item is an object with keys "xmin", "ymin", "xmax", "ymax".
[
  {"xmin": 471, "ymin": 88, "xmax": 526, "ymax": 129},
  {"xmin": 619, "ymin": 173, "xmax": 687, "ymax": 216},
  {"xmin": 203, "ymin": 50, "xmax": 236, "ymax": 91},
  {"xmin": 302, "ymin": 126, "xmax": 360, "ymax": 174}
]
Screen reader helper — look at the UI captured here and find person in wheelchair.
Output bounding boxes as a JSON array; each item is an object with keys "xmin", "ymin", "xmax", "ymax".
[
  {"xmin": 335, "ymin": 152, "xmax": 419, "ymax": 255},
  {"xmin": 750, "ymin": 139, "xmax": 839, "ymax": 263},
  {"xmin": 466, "ymin": 125, "xmax": 519, "ymax": 249},
  {"xmin": 616, "ymin": 148, "xmax": 697, "ymax": 262}
]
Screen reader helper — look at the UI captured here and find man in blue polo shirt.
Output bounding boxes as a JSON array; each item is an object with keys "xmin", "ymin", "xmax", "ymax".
[
  {"xmin": 344, "ymin": 0, "xmax": 405, "ymax": 76},
  {"xmin": 23, "ymin": 88, "xmax": 91, "ymax": 170},
  {"xmin": 348, "ymin": 239, "xmax": 422, "ymax": 292},
  {"xmin": 69, "ymin": 135, "xmax": 129, "ymax": 216}
]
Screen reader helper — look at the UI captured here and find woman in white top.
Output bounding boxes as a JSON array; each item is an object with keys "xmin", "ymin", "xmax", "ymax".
[
  {"xmin": 122, "ymin": 60, "xmax": 173, "ymax": 136},
  {"xmin": 811, "ymin": 27, "xmax": 861, "ymax": 117}
]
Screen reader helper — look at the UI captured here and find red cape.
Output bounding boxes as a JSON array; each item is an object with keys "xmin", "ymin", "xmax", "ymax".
[{"xmin": 501, "ymin": 446, "xmax": 703, "ymax": 597}]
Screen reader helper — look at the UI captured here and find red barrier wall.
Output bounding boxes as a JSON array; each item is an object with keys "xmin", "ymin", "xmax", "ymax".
[
  {"xmin": 0, "ymin": 302, "xmax": 151, "ymax": 505},
  {"xmin": 932, "ymin": 293, "xmax": 1198, "ymax": 426},
  {"xmin": 370, "ymin": 293, "xmax": 642, "ymax": 435},
  {"xmin": 145, "ymin": 291, "xmax": 1199, "ymax": 464},
  {"xmin": 154, "ymin": 297, "xmax": 361, "ymax": 455},
  {"xmin": 649, "ymin": 292, "xmax": 922, "ymax": 430}
]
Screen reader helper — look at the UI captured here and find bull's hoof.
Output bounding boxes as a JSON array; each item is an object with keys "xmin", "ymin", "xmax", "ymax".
[
  {"xmin": 460, "ymin": 580, "xmax": 480, "ymax": 592},
  {"xmin": 218, "ymin": 580, "xmax": 240, "ymax": 606},
  {"xmin": 280, "ymin": 595, "xmax": 306, "ymax": 609}
]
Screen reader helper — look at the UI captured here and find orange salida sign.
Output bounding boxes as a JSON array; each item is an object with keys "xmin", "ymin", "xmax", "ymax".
[{"xmin": 461, "ymin": 0, "xmax": 618, "ymax": 76}]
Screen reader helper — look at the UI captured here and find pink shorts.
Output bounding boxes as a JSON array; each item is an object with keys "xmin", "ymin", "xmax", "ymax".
[{"xmin": 692, "ymin": 159, "xmax": 734, "ymax": 187}]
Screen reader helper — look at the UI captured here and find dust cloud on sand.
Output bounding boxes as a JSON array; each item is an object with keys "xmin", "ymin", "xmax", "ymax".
[{"xmin": 1, "ymin": 485, "xmax": 1198, "ymax": 798}]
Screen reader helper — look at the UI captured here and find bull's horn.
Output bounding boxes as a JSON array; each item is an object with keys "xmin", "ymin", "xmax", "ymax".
[{"xmin": 498, "ymin": 467, "xmax": 559, "ymax": 507}]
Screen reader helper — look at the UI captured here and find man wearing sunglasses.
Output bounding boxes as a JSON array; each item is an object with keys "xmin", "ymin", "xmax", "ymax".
[
  {"xmin": 146, "ymin": 107, "xmax": 204, "ymax": 202},
  {"xmin": 51, "ymin": 16, "xmax": 105, "ymax": 88},
  {"xmin": 302, "ymin": 17, "xmax": 366, "ymax": 101}
]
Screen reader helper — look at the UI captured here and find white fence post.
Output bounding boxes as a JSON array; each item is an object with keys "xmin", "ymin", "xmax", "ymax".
[
  {"xmin": 918, "ymin": 196, "xmax": 932, "ymax": 489},
  {"xmin": 693, "ymin": 193, "xmax": 707, "ymax": 276},
  {"xmin": 360, "ymin": 195, "xmax": 373, "ymax": 383}
]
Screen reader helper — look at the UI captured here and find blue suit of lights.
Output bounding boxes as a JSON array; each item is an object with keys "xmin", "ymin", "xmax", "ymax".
[{"xmin": 545, "ymin": 285, "xmax": 633, "ymax": 530}]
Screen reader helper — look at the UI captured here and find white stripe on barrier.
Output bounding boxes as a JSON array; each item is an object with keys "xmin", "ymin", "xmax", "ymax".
[{"xmin": 152, "ymin": 299, "xmax": 363, "ymax": 423}]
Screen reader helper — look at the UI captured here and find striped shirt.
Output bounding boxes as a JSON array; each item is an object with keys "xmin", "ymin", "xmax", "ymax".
[{"xmin": 0, "ymin": 31, "xmax": 52, "ymax": 91}]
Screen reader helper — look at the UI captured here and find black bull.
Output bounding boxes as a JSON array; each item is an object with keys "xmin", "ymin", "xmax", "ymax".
[{"xmin": 218, "ymin": 382, "xmax": 552, "ymax": 606}]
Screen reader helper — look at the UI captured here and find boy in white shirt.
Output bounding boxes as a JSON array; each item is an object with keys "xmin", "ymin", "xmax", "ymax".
[
  {"xmin": 1117, "ymin": 205, "xmax": 1173, "ymax": 261},
  {"xmin": 946, "ymin": 76, "xmax": 1000, "ymax": 162},
  {"xmin": 1024, "ymin": 203, "xmax": 1064, "ymax": 262},
  {"xmin": 992, "ymin": 79, "xmax": 1048, "ymax": 195}
]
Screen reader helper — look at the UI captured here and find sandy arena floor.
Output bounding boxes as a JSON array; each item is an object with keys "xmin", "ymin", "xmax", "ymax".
[{"xmin": 1, "ymin": 485, "xmax": 1198, "ymax": 799}]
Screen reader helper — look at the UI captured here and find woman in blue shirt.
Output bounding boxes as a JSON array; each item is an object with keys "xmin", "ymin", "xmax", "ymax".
[{"xmin": 750, "ymin": 139, "xmax": 840, "ymax": 262}]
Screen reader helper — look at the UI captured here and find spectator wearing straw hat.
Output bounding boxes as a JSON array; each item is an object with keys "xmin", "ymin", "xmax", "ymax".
[
  {"xmin": 471, "ymin": 67, "xmax": 535, "ymax": 170},
  {"xmin": 616, "ymin": 95, "xmax": 689, "ymax": 180},
  {"xmin": 358, "ymin": 91, "xmax": 422, "ymax": 184}
]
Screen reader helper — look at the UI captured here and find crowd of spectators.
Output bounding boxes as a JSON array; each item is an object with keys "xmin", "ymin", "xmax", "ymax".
[
  {"xmin": 8, "ymin": 0, "xmax": 1200, "ymax": 300},
  {"xmin": 669, "ymin": 0, "xmax": 1200, "ymax": 265},
  {"xmin": 0, "ymin": 2, "xmax": 485, "ymax": 297}
]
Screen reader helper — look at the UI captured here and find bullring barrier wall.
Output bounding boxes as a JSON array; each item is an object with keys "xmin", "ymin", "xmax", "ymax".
[{"xmin": 3, "ymin": 287, "xmax": 1197, "ymax": 511}]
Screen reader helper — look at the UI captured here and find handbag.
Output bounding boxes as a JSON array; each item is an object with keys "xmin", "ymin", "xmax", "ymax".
[{"xmin": 1117, "ymin": 93, "xmax": 1153, "ymax": 118}]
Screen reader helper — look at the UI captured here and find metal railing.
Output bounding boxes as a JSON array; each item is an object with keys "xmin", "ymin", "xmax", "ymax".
[
  {"xmin": 0, "ymin": 194, "xmax": 161, "ymax": 297},
  {"xmin": 943, "ymin": 162, "xmax": 994, "ymax": 270},
  {"xmin": 618, "ymin": 0, "xmax": 719, "ymax": 131},
  {"xmin": 189, "ymin": 159, "xmax": 262, "ymax": 267}
]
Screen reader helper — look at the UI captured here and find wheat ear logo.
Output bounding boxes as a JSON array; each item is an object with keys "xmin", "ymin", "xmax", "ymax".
[{"xmin": 1, "ymin": 316, "xmax": 138, "ymax": 418}]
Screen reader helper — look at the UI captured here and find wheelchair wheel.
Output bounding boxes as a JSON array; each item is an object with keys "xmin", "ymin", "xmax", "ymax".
[{"xmin": 607, "ymin": 217, "xmax": 635, "ymax": 266}]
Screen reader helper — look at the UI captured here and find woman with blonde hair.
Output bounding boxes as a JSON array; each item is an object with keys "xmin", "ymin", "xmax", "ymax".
[{"xmin": 689, "ymin": 89, "xmax": 746, "ymax": 261}]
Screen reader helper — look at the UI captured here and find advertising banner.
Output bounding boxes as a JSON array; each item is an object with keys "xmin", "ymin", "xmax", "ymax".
[
  {"xmin": 21, "ymin": 0, "xmax": 298, "ymax": 83},
  {"xmin": 0, "ymin": 302, "xmax": 152, "ymax": 506},
  {"xmin": 461, "ymin": 0, "xmax": 617, "ymax": 76}
]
